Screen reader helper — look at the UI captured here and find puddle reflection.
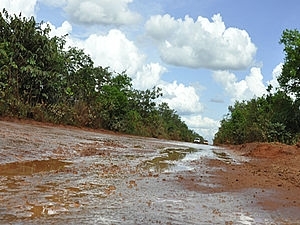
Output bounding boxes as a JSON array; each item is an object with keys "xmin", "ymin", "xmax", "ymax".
[
  {"xmin": 0, "ymin": 159, "xmax": 72, "ymax": 176},
  {"xmin": 139, "ymin": 147, "xmax": 198, "ymax": 172},
  {"xmin": 212, "ymin": 150, "xmax": 232, "ymax": 162}
]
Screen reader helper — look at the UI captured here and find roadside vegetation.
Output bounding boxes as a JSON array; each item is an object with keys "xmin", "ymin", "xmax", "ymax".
[
  {"xmin": 0, "ymin": 10, "xmax": 202, "ymax": 142},
  {"xmin": 214, "ymin": 29, "xmax": 300, "ymax": 145}
]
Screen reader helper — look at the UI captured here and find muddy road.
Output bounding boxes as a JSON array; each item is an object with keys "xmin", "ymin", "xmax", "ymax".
[{"xmin": 0, "ymin": 120, "xmax": 299, "ymax": 224}]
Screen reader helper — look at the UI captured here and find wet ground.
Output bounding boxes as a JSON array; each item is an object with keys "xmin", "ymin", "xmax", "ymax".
[{"xmin": 0, "ymin": 120, "xmax": 299, "ymax": 224}]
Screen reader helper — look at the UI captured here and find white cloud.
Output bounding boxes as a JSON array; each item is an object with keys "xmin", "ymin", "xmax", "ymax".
[
  {"xmin": 267, "ymin": 63, "xmax": 282, "ymax": 92},
  {"xmin": 73, "ymin": 29, "xmax": 167, "ymax": 90},
  {"xmin": 213, "ymin": 70, "xmax": 248, "ymax": 101},
  {"xmin": 76, "ymin": 29, "xmax": 166, "ymax": 90},
  {"xmin": 145, "ymin": 13, "xmax": 257, "ymax": 70},
  {"xmin": 134, "ymin": 63, "xmax": 166, "ymax": 89},
  {"xmin": 245, "ymin": 67, "xmax": 267, "ymax": 97},
  {"xmin": 46, "ymin": 23, "xmax": 165, "ymax": 90},
  {"xmin": 182, "ymin": 114, "xmax": 220, "ymax": 142},
  {"xmin": 155, "ymin": 80, "xmax": 216, "ymax": 140},
  {"xmin": 42, "ymin": 21, "xmax": 72, "ymax": 37},
  {"xmin": 64, "ymin": 0, "xmax": 140, "ymax": 25},
  {"xmin": 213, "ymin": 67, "xmax": 267, "ymax": 102},
  {"xmin": 184, "ymin": 115, "xmax": 220, "ymax": 129},
  {"xmin": 158, "ymin": 81, "xmax": 204, "ymax": 115},
  {"xmin": 1, "ymin": 0, "xmax": 37, "ymax": 17},
  {"xmin": 77, "ymin": 29, "xmax": 144, "ymax": 74}
]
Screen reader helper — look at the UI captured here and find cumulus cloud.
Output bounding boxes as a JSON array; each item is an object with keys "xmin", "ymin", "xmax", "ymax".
[
  {"xmin": 42, "ymin": 21, "xmax": 72, "ymax": 37},
  {"xmin": 46, "ymin": 23, "xmax": 165, "ymax": 90},
  {"xmin": 73, "ymin": 29, "xmax": 167, "ymax": 90},
  {"xmin": 134, "ymin": 63, "xmax": 166, "ymax": 89},
  {"xmin": 183, "ymin": 115, "xmax": 220, "ymax": 129},
  {"xmin": 156, "ymin": 81, "xmax": 218, "ymax": 141},
  {"xmin": 158, "ymin": 81, "xmax": 204, "ymax": 115},
  {"xmin": 182, "ymin": 114, "xmax": 220, "ymax": 142},
  {"xmin": 267, "ymin": 63, "xmax": 282, "ymax": 92},
  {"xmin": 213, "ymin": 70, "xmax": 248, "ymax": 101},
  {"xmin": 213, "ymin": 67, "xmax": 267, "ymax": 102},
  {"xmin": 245, "ymin": 67, "xmax": 267, "ymax": 97},
  {"xmin": 63, "ymin": 0, "xmax": 140, "ymax": 25},
  {"xmin": 145, "ymin": 13, "xmax": 257, "ymax": 70},
  {"xmin": 1, "ymin": 0, "xmax": 37, "ymax": 17},
  {"xmin": 77, "ymin": 29, "xmax": 144, "ymax": 74}
]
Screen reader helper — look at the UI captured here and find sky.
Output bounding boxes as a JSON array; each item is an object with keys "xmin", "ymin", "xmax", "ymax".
[{"xmin": 1, "ymin": 0, "xmax": 300, "ymax": 142}]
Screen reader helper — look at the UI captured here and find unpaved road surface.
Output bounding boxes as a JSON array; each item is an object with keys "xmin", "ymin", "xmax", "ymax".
[{"xmin": 0, "ymin": 120, "xmax": 299, "ymax": 224}]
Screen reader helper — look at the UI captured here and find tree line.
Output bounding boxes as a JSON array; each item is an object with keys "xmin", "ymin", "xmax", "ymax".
[
  {"xmin": 214, "ymin": 29, "xmax": 300, "ymax": 145},
  {"xmin": 0, "ymin": 9, "xmax": 202, "ymax": 142}
]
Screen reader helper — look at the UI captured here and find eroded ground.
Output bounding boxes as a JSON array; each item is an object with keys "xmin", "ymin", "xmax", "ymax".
[{"xmin": 0, "ymin": 119, "xmax": 299, "ymax": 224}]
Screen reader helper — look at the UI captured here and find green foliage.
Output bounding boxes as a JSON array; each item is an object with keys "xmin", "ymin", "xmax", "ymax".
[
  {"xmin": 214, "ymin": 90, "xmax": 300, "ymax": 145},
  {"xmin": 0, "ymin": 9, "xmax": 202, "ymax": 142},
  {"xmin": 214, "ymin": 29, "xmax": 300, "ymax": 145},
  {"xmin": 0, "ymin": 10, "xmax": 68, "ymax": 107},
  {"xmin": 278, "ymin": 29, "xmax": 300, "ymax": 98}
]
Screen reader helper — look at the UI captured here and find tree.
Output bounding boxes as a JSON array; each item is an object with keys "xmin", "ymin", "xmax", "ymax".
[
  {"xmin": 0, "ymin": 9, "xmax": 203, "ymax": 142},
  {"xmin": 278, "ymin": 29, "xmax": 300, "ymax": 99},
  {"xmin": 213, "ymin": 92, "xmax": 297, "ymax": 145},
  {"xmin": 62, "ymin": 47, "xmax": 96, "ymax": 103},
  {"xmin": 0, "ymin": 9, "xmax": 66, "ymax": 107},
  {"xmin": 98, "ymin": 71, "xmax": 132, "ymax": 131},
  {"xmin": 214, "ymin": 29, "xmax": 300, "ymax": 145}
]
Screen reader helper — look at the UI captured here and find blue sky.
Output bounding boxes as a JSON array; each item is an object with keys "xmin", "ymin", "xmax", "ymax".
[{"xmin": 2, "ymin": 0, "xmax": 300, "ymax": 142}]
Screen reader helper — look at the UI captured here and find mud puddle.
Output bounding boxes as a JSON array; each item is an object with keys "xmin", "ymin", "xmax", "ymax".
[
  {"xmin": 0, "ymin": 120, "xmax": 298, "ymax": 224},
  {"xmin": 0, "ymin": 159, "xmax": 72, "ymax": 176}
]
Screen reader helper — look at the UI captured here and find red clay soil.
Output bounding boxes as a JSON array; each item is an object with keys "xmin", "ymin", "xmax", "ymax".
[
  {"xmin": 1, "ymin": 118, "xmax": 300, "ymax": 219},
  {"xmin": 208, "ymin": 142, "xmax": 300, "ymax": 210}
]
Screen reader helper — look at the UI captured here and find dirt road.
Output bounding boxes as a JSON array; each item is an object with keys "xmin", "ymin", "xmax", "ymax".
[{"xmin": 0, "ymin": 119, "xmax": 299, "ymax": 224}]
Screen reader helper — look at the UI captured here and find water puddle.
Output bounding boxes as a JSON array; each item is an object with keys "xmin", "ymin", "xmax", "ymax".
[
  {"xmin": 0, "ymin": 159, "xmax": 72, "ymax": 176},
  {"xmin": 138, "ymin": 145, "xmax": 241, "ymax": 173},
  {"xmin": 212, "ymin": 148, "xmax": 249, "ymax": 164},
  {"xmin": 212, "ymin": 150, "xmax": 232, "ymax": 163},
  {"xmin": 138, "ymin": 147, "xmax": 201, "ymax": 173},
  {"xmin": 1, "ymin": 121, "xmax": 298, "ymax": 224}
]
